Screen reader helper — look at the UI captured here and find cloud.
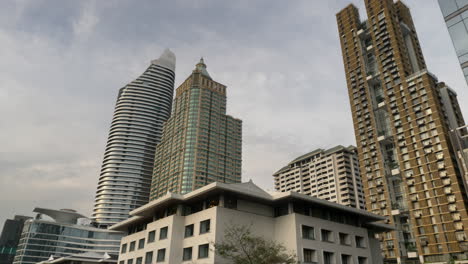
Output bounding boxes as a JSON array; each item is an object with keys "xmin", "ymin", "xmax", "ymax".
[
  {"xmin": 1, "ymin": 0, "xmax": 467, "ymax": 229},
  {"xmin": 72, "ymin": 2, "xmax": 99, "ymax": 38}
]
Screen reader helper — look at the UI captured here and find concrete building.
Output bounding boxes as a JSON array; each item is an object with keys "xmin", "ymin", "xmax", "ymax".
[
  {"xmin": 92, "ymin": 49, "xmax": 176, "ymax": 227},
  {"xmin": 273, "ymin": 145, "xmax": 366, "ymax": 209},
  {"xmin": 111, "ymin": 181, "xmax": 392, "ymax": 264},
  {"xmin": 438, "ymin": 0, "xmax": 468, "ymax": 86},
  {"xmin": 13, "ymin": 208, "xmax": 123, "ymax": 264},
  {"xmin": 0, "ymin": 215, "xmax": 31, "ymax": 264},
  {"xmin": 149, "ymin": 58, "xmax": 242, "ymax": 200},
  {"xmin": 337, "ymin": 0, "xmax": 468, "ymax": 263}
]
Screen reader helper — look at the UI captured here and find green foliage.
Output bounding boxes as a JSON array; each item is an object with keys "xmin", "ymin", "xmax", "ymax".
[{"xmin": 214, "ymin": 224, "xmax": 297, "ymax": 264}]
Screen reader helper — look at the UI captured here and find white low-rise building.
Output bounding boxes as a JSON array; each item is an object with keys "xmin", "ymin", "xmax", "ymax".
[{"xmin": 110, "ymin": 181, "xmax": 392, "ymax": 264}]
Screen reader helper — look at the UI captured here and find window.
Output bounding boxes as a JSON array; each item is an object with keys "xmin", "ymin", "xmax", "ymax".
[
  {"xmin": 160, "ymin": 226, "xmax": 168, "ymax": 240},
  {"xmin": 157, "ymin": 248, "xmax": 166, "ymax": 262},
  {"xmin": 323, "ymin": 251, "xmax": 335, "ymax": 264},
  {"xmin": 185, "ymin": 224, "xmax": 194, "ymax": 238},
  {"xmin": 148, "ymin": 230, "xmax": 155, "ymax": 243},
  {"xmin": 200, "ymin": 219, "xmax": 210, "ymax": 234},
  {"xmin": 127, "ymin": 259, "xmax": 133, "ymax": 264},
  {"xmin": 198, "ymin": 244, "xmax": 209, "ymax": 258},
  {"xmin": 138, "ymin": 238, "xmax": 145, "ymax": 249},
  {"xmin": 183, "ymin": 247, "xmax": 193, "ymax": 261},
  {"xmin": 339, "ymin": 232, "xmax": 350, "ymax": 245},
  {"xmin": 119, "ymin": 261, "xmax": 124, "ymax": 264},
  {"xmin": 358, "ymin": 256, "xmax": 368, "ymax": 264},
  {"xmin": 303, "ymin": 248, "xmax": 317, "ymax": 263},
  {"xmin": 136, "ymin": 257, "xmax": 142, "ymax": 264},
  {"xmin": 356, "ymin": 236, "xmax": 366, "ymax": 248},
  {"xmin": 321, "ymin": 229, "xmax": 333, "ymax": 242},
  {"xmin": 439, "ymin": 0, "xmax": 459, "ymax": 17},
  {"xmin": 129, "ymin": 241, "xmax": 136, "ymax": 252},
  {"xmin": 301, "ymin": 225, "xmax": 315, "ymax": 240},
  {"xmin": 145, "ymin": 252, "xmax": 153, "ymax": 264},
  {"xmin": 121, "ymin": 243, "xmax": 127, "ymax": 253},
  {"xmin": 341, "ymin": 254, "xmax": 351, "ymax": 264}
]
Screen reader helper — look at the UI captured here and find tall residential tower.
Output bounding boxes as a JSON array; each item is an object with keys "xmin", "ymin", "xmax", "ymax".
[
  {"xmin": 92, "ymin": 49, "xmax": 176, "ymax": 227},
  {"xmin": 150, "ymin": 59, "xmax": 242, "ymax": 200},
  {"xmin": 337, "ymin": 1, "xmax": 468, "ymax": 263},
  {"xmin": 273, "ymin": 145, "xmax": 366, "ymax": 209}
]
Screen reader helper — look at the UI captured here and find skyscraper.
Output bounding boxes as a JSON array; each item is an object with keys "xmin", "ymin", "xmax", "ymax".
[
  {"xmin": 149, "ymin": 58, "xmax": 242, "ymax": 200},
  {"xmin": 273, "ymin": 145, "xmax": 366, "ymax": 209},
  {"xmin": 337, "ymin": 1, "xmax": 468, "ymax": 263},
  {"xmin": 438, "ymin": 0, "xmax": 468, "ymax": 86},
  {"xmin": 0, "ymin": 215, "xmax": 31, "ymax": 264},
  {"xmin": 92, "ymin": 49, "xmax": 176, "ymax": 227}
]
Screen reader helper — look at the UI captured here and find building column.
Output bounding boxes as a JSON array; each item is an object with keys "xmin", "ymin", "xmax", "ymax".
[
  {"xmin": 219, "ymin": 194, "xmax": 225, "ymax": 207},
  {"xmin": 288, "ymin": 202, "xmax": 294, "ymax": 214}
]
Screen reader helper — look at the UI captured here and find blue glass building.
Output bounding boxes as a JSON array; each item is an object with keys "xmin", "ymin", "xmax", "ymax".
[
  {"xmin": 439, "ymin": 0, "xmax": 468, "ymax": 84},
  {"xmin": 12, "ymin": 208, "xmax": 123, "ymax": 264}
]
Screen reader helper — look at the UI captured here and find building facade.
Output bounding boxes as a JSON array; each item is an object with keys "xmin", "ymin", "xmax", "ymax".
[
  {"xmin": 111, "ymin": 181, "xmax": 392, "ymax": 264},
  {"xmin": 149, "ymin": 58, "xmax": 242, "ymax": 200},
  {"xmin": 438, "ymin": 0, "xmax": 468, "ymax": 85},
  {"xmin": 13, "ymin": 208, "xmax": 123, "ymax": 264},
  {"xmin": 0, "ymin": 215, "xmax": 31, "ymax": 264},
  {"xmin": 273, "ymin": 145, "xmax": 366, "ymax": 209},
  {"xmin": 337, "ymin": 0, "xmax": 468, "ymax": 263},
  {"xmin": 92, "ymin": 49, "xmax": 176, "ymax": 227}
]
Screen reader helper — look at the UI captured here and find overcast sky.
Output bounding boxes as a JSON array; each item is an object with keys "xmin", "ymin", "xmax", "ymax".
[{"xmin": 1, "ymin": 0, "xmax": 467, "ymax": 227}]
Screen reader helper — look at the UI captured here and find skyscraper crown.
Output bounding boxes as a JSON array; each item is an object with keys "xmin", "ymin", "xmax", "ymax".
[
  {"xmin": 151, "ymin": 48, "xmax": 176, "ymax": 72},
  {"xmin": 194, "ymin": 57, "xmax": 211, "ymax": 79}
]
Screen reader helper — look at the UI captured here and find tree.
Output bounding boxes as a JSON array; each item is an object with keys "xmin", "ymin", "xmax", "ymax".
[{"xmin": 214, "ymin": 224, "xmax": 297, "ymax": 264}]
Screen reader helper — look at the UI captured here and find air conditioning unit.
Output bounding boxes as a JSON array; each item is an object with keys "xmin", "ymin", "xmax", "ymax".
[
  {"xmin": 449, "ymin": 205, "xmax": 457, "ymax": 212},
  {"xmin": 453, "ymin": 214, "xmax": 461, "ymax": 221},
  {"xmin": 445, "ymin": 187, "xmax": 453, "ymax": 194},
  {"xmin": 420, "ymin": 240, "xmax": 428, "ymax": 246},
  {"xmin": 448, "ymin": 196, "xmax": 456, "ymax": 203},
  {"xmin": 407, "ymin": 179, "xmax": 415, "ymax": 186},
  {"xmin": 443, "ymin": 179, "xmax": 451, "ymax": 186},
  {"xmin": 456, "ymin": 223, "xmax": 464, "ymax": 230},
  {"xmin": 414, "ymin": 211, "xmax": 422, "ymax": 218},
  {"xmin": 410, "ymin": 195, "xmax": 418, "ymax": 201}
]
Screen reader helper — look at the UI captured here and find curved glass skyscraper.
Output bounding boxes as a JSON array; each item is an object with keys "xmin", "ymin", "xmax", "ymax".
[{"xmin": 92, "ymin": 49, "xmax": 176, "ymax": 227}]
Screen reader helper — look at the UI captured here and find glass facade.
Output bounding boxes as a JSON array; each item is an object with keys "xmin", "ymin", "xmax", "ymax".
[
  {"xmin": 149, "ymin": 59, "xmax": 242, "ymax": 200},
  {"xmin": 13, "ymin": 220, "xmax": 122, "ymax": 264},
  {"xmin": 439, "ymin": 0, "xmax": 468, "ymax": 84}
]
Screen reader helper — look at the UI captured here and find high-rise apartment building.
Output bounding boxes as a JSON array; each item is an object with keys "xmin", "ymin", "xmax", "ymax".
[
  {"xmin": 337, "ymin": 1, "xmax": 468, "ymax": 263},
  {"xmin": 273, "ymin": 145, "xmax": 366, "ymax": 209},
  {"xmin": 92, "ymin": 49, "xmax": 176, "ymax": 227},
  {"xmin": 150, "ymin": 59, "xmax": 242, "ymax": 200},
  {"xmin": 438, "ymin": 0, "xmax": 468, "ymax": 85}
]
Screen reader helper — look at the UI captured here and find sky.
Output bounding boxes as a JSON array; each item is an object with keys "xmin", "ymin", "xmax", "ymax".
[{"xmin": 1, "ymin": 0, "xmax": 467, "ymax": 227}]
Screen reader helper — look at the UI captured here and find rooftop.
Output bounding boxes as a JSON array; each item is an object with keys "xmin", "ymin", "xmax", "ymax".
[
  {"xmin": 273, "ymin": 145, "xmax": 356, "ymax": 175},
  {"xmin": 110, "ymin": 181, "xmax": 391, "ymax": 232}
]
